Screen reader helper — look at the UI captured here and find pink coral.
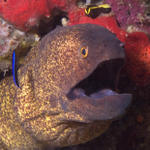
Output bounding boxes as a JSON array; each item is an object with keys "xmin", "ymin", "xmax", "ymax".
[{"xmin": 105, "ymin": 0, "xmax": 149, "ymax": 33}]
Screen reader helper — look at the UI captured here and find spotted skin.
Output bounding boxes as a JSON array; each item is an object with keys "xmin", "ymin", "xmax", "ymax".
[{"xmin": 0, "ymin": 24, "xmax": 131, "ymax": 149}]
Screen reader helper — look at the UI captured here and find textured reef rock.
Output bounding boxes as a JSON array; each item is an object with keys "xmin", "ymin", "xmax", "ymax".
[
  {"xmin": 104, "ymin": 0, "xmax": 150, "ymax": 34},
  {"xmin": 0, "ymin": 17, "xmax": 25, "ymax": 56},
  {"xmin": 0, "ymin": 18, "xmax": 39, "ymax": 57},
  {"xmin": 0, "ymin": 17, "xmax": 39, "ymax": 74}
]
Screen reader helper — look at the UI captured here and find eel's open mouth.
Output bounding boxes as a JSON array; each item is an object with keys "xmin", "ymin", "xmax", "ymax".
[{"xmin": 67, "ymin": 58, "xmax": 124, "ymax": 100}]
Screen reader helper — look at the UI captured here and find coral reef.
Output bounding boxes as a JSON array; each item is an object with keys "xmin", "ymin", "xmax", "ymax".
[
  {"xmin": 68, "ymin": 12, "xmax": 127, "ymax": 42},
  {"xmin": 125, "ymin": 32, "xmax": 150, "ymax": 86},
  {"xmin": 0, "ymin": 0, "xmax": 77, "ymax": 31},
  {"xmin": 0, "ymin": 0, "xmax": 79, "ymax": 74},
  {"xmin": 104, "ymin": 0, "xmax": 150, "ymax": 33},
  {"xmin": 0, "ymin": 17, "xmax": 39, "ymax": 57},
  {"xmin": 1, "ymin": 0, "xmax": 149, "ymax": 86},
  {"xmin": 0, "ymin": 17, "xmax": 25, "ymax": 56},
  {"xmin": 0, "ymin": 0, "xmax": 150, "ymax": 150},
  {"xmin": 0, "ymin": 17, "xmax": 40, "ymax": 74},
  {"xmin": 0, "ymin": 0, "xmax": 50, "ymax": 31}
]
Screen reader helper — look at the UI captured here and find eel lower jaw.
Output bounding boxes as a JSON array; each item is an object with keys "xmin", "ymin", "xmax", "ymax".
[
  {"xmin": 68, "ymin": 88, "xmax": 119, "ymax": 100},
  {"xmin": 66, "ymin": 58, "xmax": 132, "ymax": 120}
]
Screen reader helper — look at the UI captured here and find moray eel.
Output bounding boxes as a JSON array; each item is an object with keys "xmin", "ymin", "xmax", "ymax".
[{"xmin": 0, "ymin": 24, "xmax": 132, "ymax": 150}]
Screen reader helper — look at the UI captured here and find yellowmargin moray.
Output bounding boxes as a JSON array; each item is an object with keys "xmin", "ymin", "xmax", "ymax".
[{"xmin": 0, "ymin": 24, "xmax": 132, "ymax": 150}]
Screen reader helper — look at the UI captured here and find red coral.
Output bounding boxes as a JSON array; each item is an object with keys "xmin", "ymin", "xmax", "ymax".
[
  {"xmin": 68, "ymin": 10, "xmax": 127, "ymax": 42},
  {"xmin": 125, "ymin": 32, "xmax": 150, "ymax": 86},
  {"xmin": 0, "ymin": 0, "xmax": 50, "ymax": 30},
  {"xmin": 0, "ymin": 0, "xmax": 76, "ymax": 31}
]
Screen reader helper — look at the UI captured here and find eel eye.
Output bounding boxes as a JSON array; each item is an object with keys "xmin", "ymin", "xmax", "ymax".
[{"xmin": 81, "ymin": 47, "xmax": 88, "ymax": 58}]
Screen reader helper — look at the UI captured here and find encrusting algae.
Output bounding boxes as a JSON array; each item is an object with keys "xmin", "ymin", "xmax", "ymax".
[{"xmin": 0, "ymin": 24, "xmax": 132, "ymax": 149}]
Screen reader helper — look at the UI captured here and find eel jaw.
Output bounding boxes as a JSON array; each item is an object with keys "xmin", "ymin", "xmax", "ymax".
[
  {"xmin": 67, "ymin": 58, "xmax": 125, "ymax": 100},
  {"xmin": 66, "ymin": 58, "xmax": 132, "ymax": 121}
]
